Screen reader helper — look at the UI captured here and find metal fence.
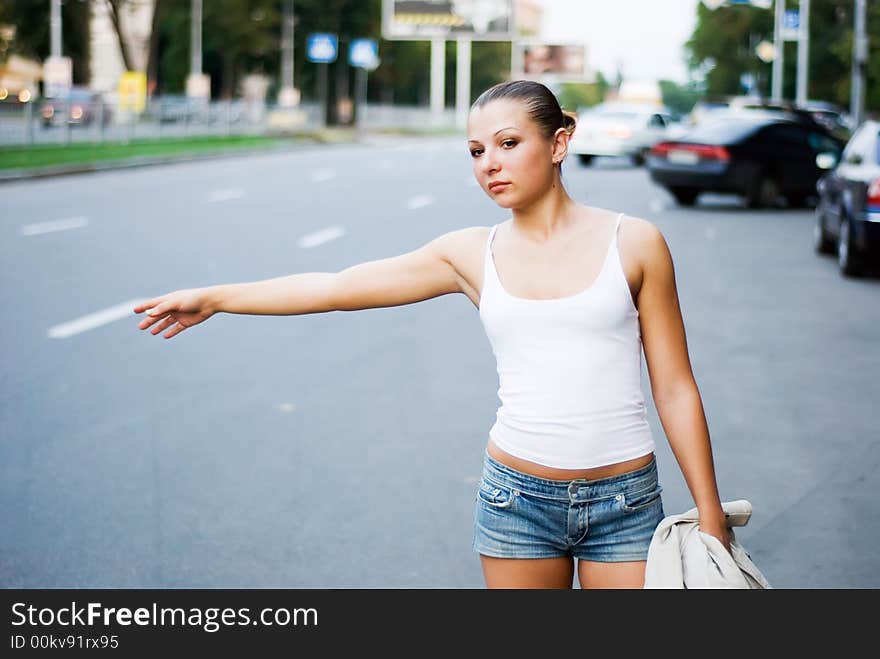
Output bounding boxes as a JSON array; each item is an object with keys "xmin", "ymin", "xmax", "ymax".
[{"xmin": 0, "ymin": 95, "xmax": 460, "ymax": 147}]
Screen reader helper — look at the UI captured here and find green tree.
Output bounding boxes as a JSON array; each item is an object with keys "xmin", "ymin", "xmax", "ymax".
[
  {"xmin": 686, "ymin": 0, "xmax": 880, "ymax": 112},
  {"xmin": 0, "ymin": 0, "xmax": 91, "ymax": 87},
  {"xmin": 659, "ymin": 79, "xmax": 700, "ymax": 116},
  {"xmin": 157, "ymin": 0, "xmax": 281, "ymax": 99},
  {"xmin": 685, "ymin": 2, "xmax": 773, "ymax": 98},
  {"xmin": 555, "ymin": 73, "xmax": 609, "ymax": 114}
]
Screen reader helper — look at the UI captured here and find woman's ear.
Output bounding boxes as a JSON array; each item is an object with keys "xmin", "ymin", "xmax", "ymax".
[{"xmin": 552, "ymin": 127, "xmax": 569, "ymax": 165}]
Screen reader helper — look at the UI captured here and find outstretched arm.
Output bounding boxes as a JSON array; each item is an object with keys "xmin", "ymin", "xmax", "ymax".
[
  {"xmin": 635, "ymin": 220, "xmax": 731, "ymax": 552},
  {"xmin": 212, "ymin": 232, "xmax": 463, "ymax": 315},
  {"xmin": 134, "ymin": 231, "xmax": 465, "ymax": 339}
]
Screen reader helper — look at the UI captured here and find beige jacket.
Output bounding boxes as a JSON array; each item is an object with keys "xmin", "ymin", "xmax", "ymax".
[{"xmin": 644, "ymin": 499, "xmax": 772, "ymax": 589}]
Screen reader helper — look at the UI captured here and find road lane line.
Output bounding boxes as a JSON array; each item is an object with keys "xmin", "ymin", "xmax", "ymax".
[
  {"xmin": 310, "ymin": 169, "xmax": 337, "ymax": 182},
  {"xmin": 298, "ymin": 226, "xmax": 345, "ymax": 248},
  {"xmin": 407, "ymin": 195, "xmax": 434, "ymax": 210},
  {"xmin": 48, "ymin": 299, "xmax": 146, "ymax": 339},
  {"xmin": 21, "ymin": 216, "xmax": 88, "ymax": 236},
  {"xmin": 207, "ymin": 188, "xmax": 245, "ymax": 202}
]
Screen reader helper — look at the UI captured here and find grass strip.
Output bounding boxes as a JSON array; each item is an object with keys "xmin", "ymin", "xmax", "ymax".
[{"xmin": 0, "ymin": 135, "xmax": 301, "ymax": 171}]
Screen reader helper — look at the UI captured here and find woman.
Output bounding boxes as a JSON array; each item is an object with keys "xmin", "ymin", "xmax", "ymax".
[{"xmin": 134, "ymin": 80, "xmax": 731, "ymax": 589}]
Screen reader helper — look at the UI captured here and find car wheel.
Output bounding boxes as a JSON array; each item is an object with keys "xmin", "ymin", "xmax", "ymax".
[
  {"xmin": 577, "ymin": 154, "xmax": 593, "ymax": 166},
  {"xmin": 813, "ymin": 206, "xmax": 836, "ymax": 255},
  {"xmin": 670, "ymin": 187, "xmax": 699, "ymax": 206},
  {"xmin": 837, "ymin": 216, "xmax": 862, "ymax": 276},
  {"xmin": 630, "ymin": 151, "xmax": 646, "ymax": 167},
  {"xmin": 746, "ymin": 172, "xmax": 781, "ymax": 209}
]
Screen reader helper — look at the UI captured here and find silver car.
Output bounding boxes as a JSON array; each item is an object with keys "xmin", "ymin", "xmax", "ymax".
[{"xmin": 569, "ymin": 102, "xmax": 680, "ymax": 166}]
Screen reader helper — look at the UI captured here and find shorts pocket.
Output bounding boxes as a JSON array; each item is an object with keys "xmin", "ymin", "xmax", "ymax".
[
  {"xmin": 622, "ymin": 482, "xmax": 663, "ymax": 513},
  {"xmin": 476, "ymin": 479, "xmax": 518, "ymax": 509}
]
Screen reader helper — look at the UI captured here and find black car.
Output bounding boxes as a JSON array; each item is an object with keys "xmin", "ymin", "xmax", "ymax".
[
  {"xmin": 646, "ymin": 110, "xmax": 846, "ymax": 208},
  {"xmin": 814, "ymin": 119, "xmax": 880, "ymax": 276}
]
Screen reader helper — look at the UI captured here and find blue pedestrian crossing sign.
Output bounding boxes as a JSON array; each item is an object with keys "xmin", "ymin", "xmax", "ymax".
[
  {"xmin": 781, "ymin": 9, "xmax": 800, "ymax": 40},
  {"xmin": 307, "ymin": 33, "xmax": 338, "ymax": 63},
  {"xmin": 349, "ymin": 39, "xmax": 379, "ymax": 69}
]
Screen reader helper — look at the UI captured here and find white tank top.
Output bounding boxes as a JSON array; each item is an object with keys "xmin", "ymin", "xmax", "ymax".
[{"xmin": 478, "ymin": 212, "xmax": 656, "ymax": 469}]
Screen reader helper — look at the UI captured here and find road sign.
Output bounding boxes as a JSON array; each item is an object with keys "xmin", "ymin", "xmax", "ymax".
[
  {"xmin": 118, "ymin": 71, "xmax": 146, "ymax": 112},
  {"xmin": 307, "ymin": 33, "xmax": 338, "ymax": 63},
  {"xmin": 782, "ymin": 9, "xmax": 800, "ymax": 41},
  {"xmin": 349, "ymin": 39, "xmax": 379, "ymax": 69}
]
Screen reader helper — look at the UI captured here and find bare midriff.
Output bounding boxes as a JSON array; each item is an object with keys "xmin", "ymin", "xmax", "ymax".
[{"xmin": 487, "ymin": 439, "xmax": 654, "ymax": 482}]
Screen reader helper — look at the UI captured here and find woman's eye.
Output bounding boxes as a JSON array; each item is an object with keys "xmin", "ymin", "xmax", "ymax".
[
  {"xmin": 470, "ymin": 149, "xmax": 482, "ymax": 157},
  {"xmin": 502, "ymin": 140, "xmax": 517, "ymax": 148}
]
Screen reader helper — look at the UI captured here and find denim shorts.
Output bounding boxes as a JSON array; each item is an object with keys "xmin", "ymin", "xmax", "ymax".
[{"xmin": 473, "ymin": 451, "xmax": 664, "ymax": 562}]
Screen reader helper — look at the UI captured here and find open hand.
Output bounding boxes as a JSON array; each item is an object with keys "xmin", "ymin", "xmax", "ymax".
[{"xmin": 133, "ymin": 288, "xmax": 215, "ymax": 339}]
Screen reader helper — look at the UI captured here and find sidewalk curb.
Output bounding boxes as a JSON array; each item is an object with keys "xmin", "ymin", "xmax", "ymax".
[{"xmin": 0, "ymin": 136, "xmax": 367, "ymax": 183}]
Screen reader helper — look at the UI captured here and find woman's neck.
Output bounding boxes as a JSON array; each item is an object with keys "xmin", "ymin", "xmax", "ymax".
[{"xmin": 510, "ymin": 182, "xmax": 579, "ymax": 244}]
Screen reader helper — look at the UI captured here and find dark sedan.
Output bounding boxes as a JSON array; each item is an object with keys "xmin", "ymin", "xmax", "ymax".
[
  {"xmin": 814, "ymin": 119, "xmax": 880, "ymax": 276},
  {"xmin": 646, "ymin": 111, "xmax": 846, "ymax": 208}
]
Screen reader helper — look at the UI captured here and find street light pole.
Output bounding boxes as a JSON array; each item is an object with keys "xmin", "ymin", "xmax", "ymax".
[
  {"xmin": 191, "ymin": 0, "xmax": 202, "ymax": 76},
  {"xmin": 772, "ymin": 0, "xmax": 784, "ymax": 102},
  {"xmin": 50, "ymin": 0, "xmax": 62, "ymax": 58},
  {"xmin": 282, "ymin": 0, "xmax": 294, "ymax": 91},
  {"xmin": 795, "ymin": 0, "xmax": 810, "ymax": 105},
  {"xmin": 851, "ymin": 0, "xmax": 867, "ymax": 127}
]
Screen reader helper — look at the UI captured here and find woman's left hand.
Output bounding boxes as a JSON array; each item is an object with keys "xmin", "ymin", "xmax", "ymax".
[{"xmin": 699, "ymin": 517, "xmax": 732, "ymax": 555}]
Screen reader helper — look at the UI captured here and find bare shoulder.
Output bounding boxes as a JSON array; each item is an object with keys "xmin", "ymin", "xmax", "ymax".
[
  {"xmin": 620, "ymin": 214, "xmax": 671, "ymax": 269},
  {"xmin": 432, "ymin": 225, "xmax": 491, "ymax": 253},
  {"xmin": 430, "ymin": 225, "xmax": 493, "ymax": 307}
]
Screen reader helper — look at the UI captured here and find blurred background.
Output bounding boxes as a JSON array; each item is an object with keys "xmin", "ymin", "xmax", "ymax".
[
  {"xmin": 1, "ymin": 1, "xmax": 879, "ymax": 589},
  {"xmin": 0, "ymin": 0, "xmax": 876, "ymax": 147}
]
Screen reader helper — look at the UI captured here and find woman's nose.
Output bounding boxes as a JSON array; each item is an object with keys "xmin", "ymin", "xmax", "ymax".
[{"xmin": 481, "ymin": 150, "xmax": 500, "ymax": 175}]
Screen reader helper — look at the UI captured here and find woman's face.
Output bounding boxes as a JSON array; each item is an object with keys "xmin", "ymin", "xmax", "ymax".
[{"xmin": 467, "ymin": 99, "xmax": 558, "ymax": 209}]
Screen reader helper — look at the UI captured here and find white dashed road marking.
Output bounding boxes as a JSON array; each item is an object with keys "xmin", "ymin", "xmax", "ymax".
[
  {"xmin": 705, "ymin": 226, "xmax": 717, "ymax": 240},
  {"xmin": 48, "ymin": 299, "xmax": 146, "ymax": 339},
  {"xmin": 207, "ymin": 188, "xmax": 245, "ymax": 202},
  {"xmin": 407, "ymin": 195, "xmax": 434, "ymax": 210},
  {"xmin": 298, "ymin": 226, "xmax": 345, "ymax": 248},
  {"xmin": 22, "ymin": 216, "xmax": 88, "ymax": 236},
  {"xmin": 310, "ymin": 169, "xmax": 337, "ymax": 182}
]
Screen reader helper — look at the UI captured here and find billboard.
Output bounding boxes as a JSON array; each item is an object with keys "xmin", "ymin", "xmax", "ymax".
[
  {"xmin": 382, "ymin": 0, "xmax": 514, "ymax": 41},
  {"xmin": 514, "ymin": 42, "xmax": 592, "ymax": 83}
]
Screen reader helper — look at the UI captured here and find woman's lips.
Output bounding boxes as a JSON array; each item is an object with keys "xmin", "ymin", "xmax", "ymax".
[{"xmin": 488, "ymin": 181, "xmax": 511, "ymax": 192}]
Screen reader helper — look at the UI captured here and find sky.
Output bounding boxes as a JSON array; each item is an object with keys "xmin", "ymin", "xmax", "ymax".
[{"xmin": 536, "ymin": 0, "xmax": 702, "ymax": 84}]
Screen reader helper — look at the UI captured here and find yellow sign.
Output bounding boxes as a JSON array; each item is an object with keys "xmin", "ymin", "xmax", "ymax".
[{"xmin": 118, "ymin": 71, "xmax": 146, "ymax": 112}]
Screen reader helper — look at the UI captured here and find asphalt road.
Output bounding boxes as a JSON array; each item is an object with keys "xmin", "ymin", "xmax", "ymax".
[{"xmin": 2, "ymin": 136, "xmax": 878, "ymax": 588}]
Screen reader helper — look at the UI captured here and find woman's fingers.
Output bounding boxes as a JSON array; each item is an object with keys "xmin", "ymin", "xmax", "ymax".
[
  {"xmin": 133, "ymin": 299, "xmax": 164, "ymax": 314},
  {"xmin": 150, "ymin": 315, "xmax": 177, "ymax": 335},
  {"xmin": 137, "ymin": 309, "xmax": 167, "ymax": 330}
]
